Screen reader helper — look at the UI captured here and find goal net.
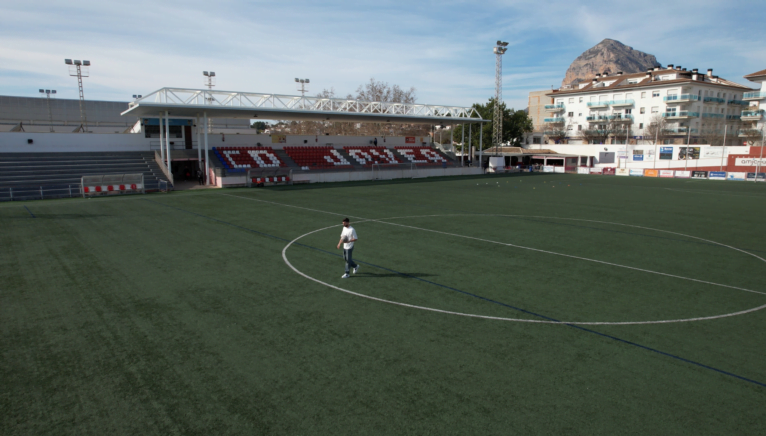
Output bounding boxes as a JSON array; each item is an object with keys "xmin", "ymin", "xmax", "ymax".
[{"xmin": 371, "ymin": 162, "xmax": 416, "ymax": 180}]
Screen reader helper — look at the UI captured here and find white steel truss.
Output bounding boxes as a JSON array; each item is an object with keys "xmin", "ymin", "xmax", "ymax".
[{"xmin": 128, "ymin": 88, "xmax": 483, "ymax": 121}]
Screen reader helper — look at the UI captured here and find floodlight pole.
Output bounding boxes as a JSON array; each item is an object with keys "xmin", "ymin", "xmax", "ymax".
[
  {"xmin": 479, "ymin": 123, "xmax": 484, "ymax": 172},
  {"xmin": 493, "ymin": 41, "xmax": 508, "ymax": 154},
  {"xmin": 39, "ymin": 89, "xmax": 55, "ymax": 132},
  {"xmin": 468, "ymin": 124, "xmax": 472, "ymax": 166},
  {"xmin": 757, "ymin": 123, "xmax": 765, "ymax": 183},
  {"xmin": 65, "ymin": 59, "xmax": 90, "ymax": 132}
]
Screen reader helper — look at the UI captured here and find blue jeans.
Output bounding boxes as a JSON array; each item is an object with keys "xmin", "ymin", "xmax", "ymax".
[{"xmin": 343, "ymin": 247, "xmax": 358, "ymax": 273}]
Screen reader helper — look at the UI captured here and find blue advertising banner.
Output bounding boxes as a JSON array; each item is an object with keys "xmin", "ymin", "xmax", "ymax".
[
  {"xmin": 659, "ymin": 147, "xmax": 673, "ymax": 160},
  {"xmin": 746, "ymin": 173, "xmax": 766, "ymax": 182},
  {"xmin": 632, "ymin": 150, "xmax": 644, "ymax": 161},
  {"xmin": 629, "ymin": 169, "xmax": 644, "ymax": 177},
  {"xmin": 709, "ymin": 171, "xmax": 726, "ymax": 180}
]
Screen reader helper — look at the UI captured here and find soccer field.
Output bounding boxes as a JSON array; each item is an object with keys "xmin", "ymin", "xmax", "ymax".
[{"xmin": 2, "ymin": 173, "xmax": 765, "ymax": 435}]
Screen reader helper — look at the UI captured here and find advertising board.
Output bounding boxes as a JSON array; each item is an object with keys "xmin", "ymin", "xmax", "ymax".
[
  {"xmin": 727, "ymin": 172, "xmax": 746, "ymax": 181},
  {"xmin": 577, "ymin": 167, "xmax": 590, "ymax": 174},
  {"xmin": 629, "ymin": 169, "xmax": 644, "ymax": 177},
  {"xmin": 735, "ymin": 157, "xmax": 766, "ymax": 166},
  {"xmin": 708, "ymin": 171, "xmax": 726, "ymax": 180},
  {"xmin": 554, "ymin": 166, "xmax": 565, "ymax": 173},
  {"xmin": 405, "ymin": 137, "xmax": 416, "ymax": 144},
  {"xmin": 644, "ymin": 169, "xmax": 659, "ymax": 177},
  {"xmin": 602, "ymin": 167, "xmax": 616, "ymax": 175},
  {"xmin": 674, "ymin": 171, "xmax": 691, "ymax": 178},
  {"xmin": 659, "ymin": 170, "xmax": 674, "ymax": 178},
  {"xmin": 616, "ymin": 168, "xmax": 630, "ymax": 176},
  {"xmin": 632, "ymin": 150, "xmax": 644, "ymax": 161},
  {"xmin": 691, "ymin": 171, "xmax": 708, "ymax": 179},
  {"xmin": 660, "ymin": 147, "xmax": 673, "ymax": 160},
  {"xmin": 679, "ymin": 147, "xmax": 700, "ymax": 160},
  {"xmin": 746, "ymin": 172, "xmax": 766, "ymax": 181},
  {"xmin": 543, "ymin": 166, "xmax": 555, "ymax": 173},
  {"xmin": 589, "ymin": 167, "xmax": 603, "ymax": 174}
]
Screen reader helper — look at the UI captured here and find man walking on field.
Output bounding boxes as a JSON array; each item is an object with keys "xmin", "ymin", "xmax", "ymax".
[{"xmin": 337, "ymin": 218, "xmax": 359, "ymax": 278}]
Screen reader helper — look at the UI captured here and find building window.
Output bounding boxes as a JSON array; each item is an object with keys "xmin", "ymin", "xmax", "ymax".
[
  {"xmin": 652, "ymin": 91, "xmax": 660, "ymax": 97},
  {"xmin": 579, "ymin": 97, "xmax": 583, "ymax": 103},
  {"xmin": 640, "ymin": 107, "xmax": 646, "ymax": 114},
  {"xmin": 639, "ymin": 123, "xmax": 644, "ymax": 129},
  {"xmin": 641, "ymin": 92, "xmax": 646, "ymax": 98},
  {"xmin": 568, "ymin": 112, "xmax": 574, "ymax": 117},
  {"xmin": 578, "ymin": 125, "xmax": 582, "ymax": 131},
  {"xmin": 651, "ymin": 107, "xmax": 659, "ymax": 113},
  {"xmin": 625, "ymin": 109, "xmax": 632, "ymax": 114},
  {"xmin": 569, "ymin": 98, "xmax": 574, "ymax": 103}
]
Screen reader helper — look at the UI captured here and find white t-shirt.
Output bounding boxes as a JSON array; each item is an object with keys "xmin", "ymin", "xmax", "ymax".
[{"xmin": 340, "ymin": 226, "xmax": 357, "ymax": 249}]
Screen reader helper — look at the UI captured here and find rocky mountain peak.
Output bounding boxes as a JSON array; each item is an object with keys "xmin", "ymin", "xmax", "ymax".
[{"xmin": 561, "ymin": 39, "xmax": 661, "ymax": 87}]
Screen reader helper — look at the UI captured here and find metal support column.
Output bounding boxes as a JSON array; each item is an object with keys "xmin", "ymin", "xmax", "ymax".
[
  {"xmin": 461, "ymin": 124, "xmax": 465, "ymax": 167},
  {"xmin": 468, "ymin": 124, "xmax": 472, "ymax": 166},
  {"xmin": 196, "ymin": 115, "xmax": 201, "ymax": 171},
  {"xmin": 159, "ymin": 112, "xmax": 165, "ymax": 164},
  {"xmin": 165, "ymin": 111, "xmax": 171, "ymax": 173},
  {"xmin": 479, "ymin": 124, "xmax": 483, "ymax": 172},
  {"xmin": 204, "ymin": 112, "xmax": 209, "ymax": 185}
]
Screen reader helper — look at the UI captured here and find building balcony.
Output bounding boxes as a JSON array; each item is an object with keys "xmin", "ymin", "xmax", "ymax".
[
  {"xmin": 727, "ymin": 99, "xmax": 749, "ymax": 106},
  {"xmin": 610, "ymin": 99, "xmax": 634, "ymax": 107},
  {"xmin": 586, "ymin": 101, "xmax": 609, "ymax": 108},
  {"xmin": 544, "ymin": 104, "xmax": 565, "ymax": 111},
  {"xmin": 738, "ymin": 129, "xmax": 763, "ymax": 137},
  {"xmin": 726, "ymin": 115, "xmax": 741, "ymax": 120},
  {"xmin": 741, "ymin": 110, "xmax": 765, "ymax": 121},
  {"xmin": 608, "ymin": 114, "xmax": 633, "ymax": 122},
  {"xmin": 703, "ymin": 97, "xmax": 726, "ymax": 104},
  {"xmin": 662, "ymin": 111, "xmax": 700, "ymax": 119},
  {"xmin": 666, "ymin": 127, "xmax": 699, "ymax": 135},
  {"xmin": 543, "ymin": 117, "xmax": 566, "ymax": 124},
  {"xmin": 702, "ymin": 113, "xmax": 725, "ymax": 119},
  {"xmin": 743, "ymin": 91, "xmax": 766, "ymax": 100},
  {"xmin": 664, "ymin": 94, "xmax": 699, "ymax": 103},
  {"xmin": 586, "ymin": 115, "xmax": 609, "ymax": 122}
]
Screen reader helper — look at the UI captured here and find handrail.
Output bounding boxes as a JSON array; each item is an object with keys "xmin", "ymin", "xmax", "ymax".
[{"xmin": 154, "ymin": 150, "xmax": 174, "ymax": 185}]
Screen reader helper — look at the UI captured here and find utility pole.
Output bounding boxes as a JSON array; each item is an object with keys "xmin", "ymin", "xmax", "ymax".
[
  {"xmin": 64, "ymin": 59, "xmax": 90, "ymax": 132},
  {"xmin": 493, "ymin": 41, "xmax": 509, "ymax": 155}
]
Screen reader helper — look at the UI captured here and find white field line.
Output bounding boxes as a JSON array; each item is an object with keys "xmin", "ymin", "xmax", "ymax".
[
  {"xmin": 222, "ymin": 193, "xmax": 766, "ymax": 297},
  {"xmin": 282, "ymin": 223, "xmax": 766, "ymax": 325}
]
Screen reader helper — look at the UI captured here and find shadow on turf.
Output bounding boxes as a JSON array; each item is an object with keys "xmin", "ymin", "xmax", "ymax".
[{"xmin": 352, "ymin": 272, "xmax": 436, "ymax": 279}]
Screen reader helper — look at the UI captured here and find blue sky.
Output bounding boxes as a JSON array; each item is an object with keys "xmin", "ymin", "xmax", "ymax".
[{"xmin": 1, "ymin": 0, "xmax": 764, "ymax": 111}]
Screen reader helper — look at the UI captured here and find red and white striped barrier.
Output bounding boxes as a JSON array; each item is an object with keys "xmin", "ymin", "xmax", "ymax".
[
  {"xmin": 83, "ymin": 184, "xmax": 142, "ymax": 194},
  {"xmin": 253, "ymin": 177, "xmax": 290, "ymax": 184}
]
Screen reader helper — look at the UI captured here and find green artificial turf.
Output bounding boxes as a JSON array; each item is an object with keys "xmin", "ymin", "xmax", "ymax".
[{"xmin": 1, "ymin": 173, "xmax": 765, "ymax": 435}]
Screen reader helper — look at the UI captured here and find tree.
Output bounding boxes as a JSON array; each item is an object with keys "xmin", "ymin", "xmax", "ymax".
[
  {"xmin": 452, "ymin": 98, "xmax": 533, "ymax": 151},
  {"xmin": 644, "ymin": 115, "xmax": 672, "ymax": 144},
  {"xmin": 699, "ymin": 125, "xmax": 725, "ymax": 146},
  {"xmin": 543, "ymin": 122, "xmax": 568, "ymax": 144},
  {"xmin": 354, "ymin": 78, "xmax": 416, "ymax": 104},
  {"xmin": 251, "ymin": 121, "xmax": 268, "ymax": 133}
]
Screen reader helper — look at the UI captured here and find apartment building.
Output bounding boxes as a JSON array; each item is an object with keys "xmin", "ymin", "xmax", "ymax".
[
  {"xmin": 527, "ymin": 90, "xmax": 553, "ymax": 132},
  {"xmin": 544, "ymin": 66, "xmax": 754, "ymax": 145},
  {"xmin": 742, "ymin": 69, "xmax": 766, "ymax": 144}
]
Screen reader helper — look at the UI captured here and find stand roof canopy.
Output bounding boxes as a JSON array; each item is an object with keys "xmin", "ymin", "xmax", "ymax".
[{"xmin": 122, "ymin": 88, "xmax": 489, "ymax": 125}]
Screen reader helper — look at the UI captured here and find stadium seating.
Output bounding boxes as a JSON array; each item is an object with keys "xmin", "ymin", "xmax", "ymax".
[
  {"xmin": 213, "ymin": 146, "xmax": 286, "ymax": 172},
  {"xmin": 0, "ymin": 152, "xmax": 169, "ymax": 201},
  {"xmin": 342, "ymin": 146, "xmax": 403, "ymax": 166},
  {"xmin": 394, "ymin": 146, "xmax": 449, "ymax": 165},
  {"xmin": 283, "ymin": 146, "xmax": 353, "ymax": 170}
]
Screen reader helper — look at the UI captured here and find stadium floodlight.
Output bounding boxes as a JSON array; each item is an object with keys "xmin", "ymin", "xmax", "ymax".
[
  {"xmin": 295, "ymin": 78, "xmax": 299, "ymax": 82},
  {"xmin": 296, "ymin": 78, "xmax": 310, "ymax": 97},
  {"xmin": 203, "ymin": 71, "xmax": 216, "ymax": 90},
  {"xmin": 39, "ymin": 88, "xmax": 56, "ymax": 132},
  {"xmin": 492, "ymin": 41, "xmax": 509, "ymax": 154},
  {"xmin": 64, "ymin": 58, "xmax": 90, "ymax": 132},
  {"xmin": 132, "ymin": 94, "xmax": 142, "ymax": 99}
]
